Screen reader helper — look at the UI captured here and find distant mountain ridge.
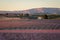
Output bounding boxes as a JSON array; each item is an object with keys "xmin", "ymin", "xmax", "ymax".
[{"xmin": 0, "ymin": 8, "xmax": 60, "ymax": 14}]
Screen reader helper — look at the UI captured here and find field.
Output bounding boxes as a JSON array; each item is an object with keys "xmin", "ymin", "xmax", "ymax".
[
  {"xmin": 0, "ymin": 17, "xmax": 60, "ymax": 40},
  {"xmin": 0, "ymin": 18, "xmax": 60, "ymax": 30},
  {"xmin": 0, "ymin": 30, "xmax": 60, "ymax": 40}
]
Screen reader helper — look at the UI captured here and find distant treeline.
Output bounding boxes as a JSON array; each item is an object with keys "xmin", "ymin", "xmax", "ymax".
[{"xmin": 0, "ymin": 13, "xmax": 60, "ymax": 19}]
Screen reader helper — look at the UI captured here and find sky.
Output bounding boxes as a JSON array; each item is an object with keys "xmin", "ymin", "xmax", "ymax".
[{"xmin": 0, "ymin": 0, "xmax": 60, "ymax": 11}]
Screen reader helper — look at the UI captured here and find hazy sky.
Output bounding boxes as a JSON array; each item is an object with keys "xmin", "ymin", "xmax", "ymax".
[{"xmin": 0, "ymin": 0, "xmax": 60, "ymax": 11}]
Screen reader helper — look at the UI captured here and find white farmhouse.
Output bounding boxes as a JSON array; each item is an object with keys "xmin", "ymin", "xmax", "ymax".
[{"xmin": 37, "ymin": 17, "xmax": 43, "ymax": 19}]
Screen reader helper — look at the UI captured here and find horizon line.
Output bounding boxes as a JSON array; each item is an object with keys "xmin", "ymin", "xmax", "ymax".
[{"xmin": 0, "ymin": 7, "xmax": 60, "ymax": 11}]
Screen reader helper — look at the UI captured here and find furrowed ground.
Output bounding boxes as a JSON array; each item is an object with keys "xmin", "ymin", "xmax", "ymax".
[
  {"xmin": 0, "ymin": 17, "xmax": 60, "ymax": 30},
  {"xmin": 0, "ymin": 18, "xmax": 60, "ymax": 40},
  {"xmin": 0, "ymin": 30, "xmax": 60, "ymax": 40}
]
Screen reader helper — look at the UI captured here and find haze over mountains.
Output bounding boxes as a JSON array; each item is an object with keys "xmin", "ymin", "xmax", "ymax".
[{"xmin": 0, "ymin": 8, "xmax": 60, "ymax": 14}]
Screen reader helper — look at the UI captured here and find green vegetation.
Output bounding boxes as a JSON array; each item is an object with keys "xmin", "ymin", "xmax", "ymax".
[
  {"xmin": 0, "ymin": 13, "xmax": 60, "ymax": 19},
  {"xmin": 47, "ymin": 14, "xmax": 60, "ymax": 19}
]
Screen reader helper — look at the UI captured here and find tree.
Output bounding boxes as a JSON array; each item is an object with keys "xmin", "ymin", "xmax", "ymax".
[
  {"xmin": 24, "ymin": 14, "xmax": 29, "ymax": 17},
  {"xmin": 19, "ymin": 14, "xmax": 23, "ymax": 18},
  {"xmin": 44, "ymin": 14, "xmax": 48, "ymax": 19}
]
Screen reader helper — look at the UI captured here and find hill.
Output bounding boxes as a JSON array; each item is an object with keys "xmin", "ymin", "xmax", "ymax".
[{"xmin": 0, "ymin": 8, "xmax": 60, "ymax": 15}]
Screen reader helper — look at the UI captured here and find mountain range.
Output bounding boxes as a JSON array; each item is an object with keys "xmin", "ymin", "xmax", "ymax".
[{"xmin": 0, "ymin": 8, "xmax": 60, "ymax": 14}]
